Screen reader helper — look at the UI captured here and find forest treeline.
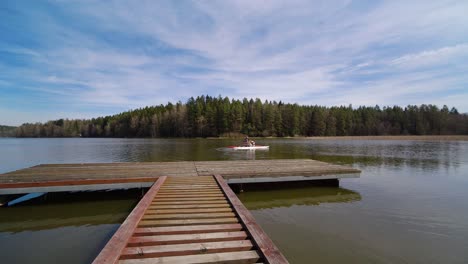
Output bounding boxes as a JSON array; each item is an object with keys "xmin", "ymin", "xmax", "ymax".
[
  {"xmin": 15, "ymin": 95, "xmax": 468, "ymax": 138},
  {"xmin": 0, "ymin": 125, "xmax": 17, "ymax": 137}
]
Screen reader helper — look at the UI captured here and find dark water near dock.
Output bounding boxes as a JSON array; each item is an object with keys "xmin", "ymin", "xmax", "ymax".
[{"xmin": 0, "ymin": 138, "xmax": 467, "ymax": 263}]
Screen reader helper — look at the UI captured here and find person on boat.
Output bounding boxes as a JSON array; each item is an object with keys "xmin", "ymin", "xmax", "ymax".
[
  {"xmin": 250, "ymin": 140, "xmax": 255, "ymax": 146},
  {"xmin": 243, "ymin": 136, "xmax": 251, "ymax": 146}
]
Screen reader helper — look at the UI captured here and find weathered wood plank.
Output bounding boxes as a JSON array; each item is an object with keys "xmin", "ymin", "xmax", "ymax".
[
  {"xmin": 157, "ymin": 189, "xmax": 223, "ymax": 193},
  {"xmin": 139, "ymin": 218, "xmax": 239, "ymax": 227},
  {"xmin": 165, "ymin": 179, "xmax": 214, "ymax": 182},
  {"xmin": 118, "ymin": 250, "xmax": 260, "ymax": 264},
  {"xmin": 156, "ymin": 192, "xmax": 224, "ymax": 197},
  {"xmin": 120, "ymin": 240, "xmax": 254, "ymax": 259},
  {"xmin": 145, "ymin": 208, "xmax": 233, "ymax": 214},
  {"xmin": 155, "ymin": 195, "xmax": 226, "ymax": 199},
  {"xmin": 151, "ymin": 200, "xmax": 229, "ymax": 205},
  {"xmin": 0, "ymin": 177, "xmax": 159, "ymax": 189},
  {"xmin": 153, "ymin": 197, "xmax": 226, "ymax": 201},
  {"xmin": 142, "ymin": 212, "xmax": 236, "ymax": 220},
  {"xmin": 148, "ymin": 204, "xmax": 231, "ymax": 209},
  {"xmin": 157, "ymin": 188, "xmax": 221, "ymax": 192},
  {"xmin": 92, "ymin": 177, "xmax": 166, "ymax": 264},
  {"xmin": 126, "ymin": 231, "xmax": 248, "ymax": 247},
  {"xmin": 133, "ymin": 224, "xmax": 243, "ymax": 236},
  {"xmin": 160, "ymin": 185, "xmax": 219, "ymax": 189}
]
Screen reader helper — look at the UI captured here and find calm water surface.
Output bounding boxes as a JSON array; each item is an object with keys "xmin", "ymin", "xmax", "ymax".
[{"xmin": 0, "ymin": 138, "xmax": 467, "ymax": 263}]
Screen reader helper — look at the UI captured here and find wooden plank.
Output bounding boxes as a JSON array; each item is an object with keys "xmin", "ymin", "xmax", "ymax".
[
  {"xmin": 162, "ymin": 182, "xmax": 218, "ymax": 185},
  {"xmin": 145, "ymin": 208, "xmax": 233, "ymax": 214},
  {"xmin": 134, "ymin": 224, "xmax": 243, "ymax": 236},
  {"xmin": 120, "ymin": 240, "xmax": 254, "ymax": 259},
  {"xmin": 157, "ymin": 188, "xmax": 221, "ymax": 192},
  {"xmin": 0, "ymin": 177, "xmax": 159, "ymax": 189},
  {"xmin": 162, "ymin": 185, "xmax": 217, "ymax": 187},
  {"xmin": 155, "ymin": 194, "xmax": 225, "ymax": 198},
  {"xmin": 163, "ymin": 184, "xmax": 217, "ymax": 186},
  {"xmin": 148, "ymin": 204, "xmax": 231, "ymax": 209},
  {"xmin": 92, "ymin": 177, "xmax": 166, "ymax": 264},
  {"xmin": 126, "ymin": 231, "xmax": 248, "ymax": 247},
  {"xmin": 165, "ymin": 180, "xmax": 215, "ymax": 183},
  {"xmin": 160, "ymin": 186, "xmax": 220, "ymax": 189},
  {"xmin": 156, "ymin": 192, "xmax": 224, "ymax": 195},
  {"xmin": 157, "ymin": 190, "xmax": 223, "ymax": 193},
  {"xmin": 160, "ymin": 186, "xmax": 219, "ymax": 190},
  {"xmin": 158, "ymin": 192, "xmax": 224, "ymax": 198},
  {"xmin": 166, "ymin": 175, "xmax": 213, "ymax": 179},
  {"xmin": 153, "ymin": 197, "xmax": 226, "ymax": 201},
  {"xmin": 119, "ymin": 250, "xmax": 260, "ymax": 264},
  {"xmin": 215, "ymin": 175, "xmax": 289, "ymax": 264},
  {"xmin": 164, "ymin": 181, "xmax": 215, "ymax": 184},
  {"xmin": 142, "ymin": 212, "xmax": 236, "ymax": 220},
  {"xmin": 139, "ymin": 218, "xmax": 239, "ymax": 227},
  {"xmin": 151, "ymin": 200, "xmax": 229, "ymax": 205}
]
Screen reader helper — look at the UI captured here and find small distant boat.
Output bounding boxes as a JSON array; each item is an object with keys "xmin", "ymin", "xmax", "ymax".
[{"xmin": 227, "ymin": 145, "xmax": 269, "ymax": 150}]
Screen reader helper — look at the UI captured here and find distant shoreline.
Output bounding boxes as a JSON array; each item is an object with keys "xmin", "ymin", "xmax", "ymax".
[
  {"xmin": 301, "ymin": 135, "xmax": 468, "ymax": 141},
  {"xmin": 4, "ymin": 135, "xmax": 468, "ymax": 141},
  {"xmin": 210, "ymin": 135, "xmax": 468, "ymax": 141}
]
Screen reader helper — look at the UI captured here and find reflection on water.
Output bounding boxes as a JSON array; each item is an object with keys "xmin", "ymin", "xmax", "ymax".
[
  {"xmin": 0, "ymin": 190, "xmax": 139, "ymax": 232},
  {"xmin": 217, "ymin": 147, "xmax": 270, "ymax": 160},
  {"xmin": 1, "ymin": 138, "xmax": 468, "ymax": 263},
  {"xmin": 0, "ymin": 190, "xmax": 139, "ymax": 264},
  {"xmin": 239, "ymin": 187, "xmax": 361, "ymax": 210}
]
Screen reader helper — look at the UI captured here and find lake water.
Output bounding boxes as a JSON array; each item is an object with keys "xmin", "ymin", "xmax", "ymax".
[{"xmin": 0, "ymin": 138, "xmax": 467, "ymax": 263}]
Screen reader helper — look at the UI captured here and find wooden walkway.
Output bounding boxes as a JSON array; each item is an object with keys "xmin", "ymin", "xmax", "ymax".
[
  {"xmin": 93, "ymin": 175, "xmax": 288, "ymax": 264},
  {"xmin": 0, "ymin": 159, "xmax": 360, "ymax": 194}
]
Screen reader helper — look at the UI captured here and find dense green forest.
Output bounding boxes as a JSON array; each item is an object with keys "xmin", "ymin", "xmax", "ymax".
[
  {"xmin": 15, "ymin": 95, "xmax": 468, "ymax": 138},
  {"xmin": 0, "ymin": 125, "xmax": 17, "ymax": 137}
]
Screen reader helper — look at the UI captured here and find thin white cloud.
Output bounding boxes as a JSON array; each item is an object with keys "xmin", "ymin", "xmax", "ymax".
[
  {"xmin": 390, "ymin": 44, "xmax": 468, "ymax": 68},
  {"xmin": 0, "ymin": 46, "xmax": 41, "ymax": 57}
]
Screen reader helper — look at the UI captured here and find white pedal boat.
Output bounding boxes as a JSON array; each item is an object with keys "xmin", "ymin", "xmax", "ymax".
[{"xmin": 227, "ymin": 145, "xmax": 269, "ymax": 150}]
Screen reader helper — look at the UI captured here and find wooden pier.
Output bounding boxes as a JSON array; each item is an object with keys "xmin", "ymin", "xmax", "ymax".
[
  {"xmin": 93, "ymin": 175, "xmax": 289, "ymax": 264},
  {"xmin": 0, "ymin": 159, "xmax": 360, "ymax": 195},
  {"xmin": 0, "ymin": 159, "xmax": 361, "ymax": 262}
]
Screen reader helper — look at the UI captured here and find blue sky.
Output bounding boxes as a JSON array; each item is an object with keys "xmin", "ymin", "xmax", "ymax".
[{"xmin": 1, "ymin": 0, "xmax": 467, "ymax": 126}]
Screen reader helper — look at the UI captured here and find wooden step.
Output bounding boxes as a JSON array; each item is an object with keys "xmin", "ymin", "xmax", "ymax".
[
  {"xmin": 148, "ymin": 204, "xmax": 231, "ymax": 209},
  {"xmin": 120, "ymin": 240, "xmax": 254, "ymax": 259},
  {"xmin": 155, "ymin": 194, "xmax": 225, "ymax": 198},
  {"xmin": 127, "ymin": 231, "xmax": 248, "ymax": 247},
  {"xmin": 139, "ymin": 218, "xmax": 239, "ymax": 227},
  {"xmin": 151, "ymin": 200, "xmax": 229, "ymax": 205},
  {"xmin": 153, "ymin": 197, "xmax": 226, "ymax": 201},
  {"xmin": 134, "ymin": 224, "xmax": 243, "ymax": 236},
  {"xmin": 119, "ymin": 250, "xmax": 261, "ymax": 264},
  {"xmin": 142, "ymin": 212, "xmax": 236, "ymax": 220},
  {"xmin": 145, "ymin": 208, "xmax": 233, "ymax": 215},
  {"xmin": 157, "ymin": 190, "xmax": 223, "ymax": 194}
]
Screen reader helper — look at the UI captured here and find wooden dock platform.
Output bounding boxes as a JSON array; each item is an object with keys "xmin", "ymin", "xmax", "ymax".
[
  {"xmin": 93, "ymin": 175, "xmax": 289, "ymax": 264},
  {"xmin": 0, "ymin": 159, "xmax": 360, "ymax": 195}
]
